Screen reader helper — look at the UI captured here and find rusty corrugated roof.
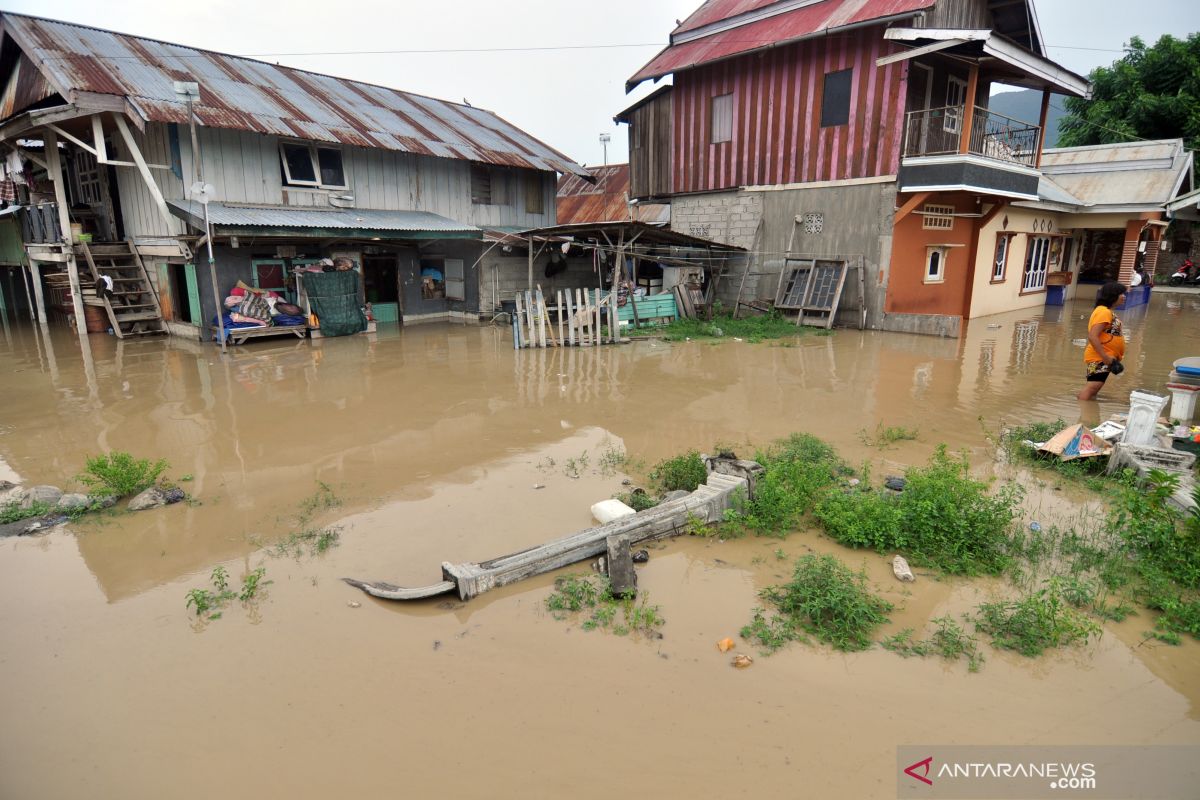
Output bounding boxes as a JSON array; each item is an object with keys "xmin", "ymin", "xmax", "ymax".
[
  {"xmin": 1, "ymin": 12, "xmax": 589, "ymax": 177},
  {"xmin": 628, "ymin": 0, "xmax": 935, "ymax": 89},
  {"xmin": 556, "ymin": 165, "xmax": 670, "ymax": 225}
]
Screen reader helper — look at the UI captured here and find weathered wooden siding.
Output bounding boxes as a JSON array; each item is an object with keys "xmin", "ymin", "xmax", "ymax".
[
  {"xmin": 116, "ymin": 122, "xmax": 558, "ymax": 240},
  {"xmin": 628, "ymin": 90, "xmax": 673, "ymax": 200},
  {"xmin": 670, "ymin": 26, "xmax": 908, "ymax": 193},
  {"xmin": 920, "ymin": 0, "xmax": 992, "ymax": 29}
]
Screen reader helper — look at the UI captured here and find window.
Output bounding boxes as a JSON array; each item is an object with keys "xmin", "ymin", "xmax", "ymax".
[
  {"xmin": 992, "ymin": 234, "xmax": 1013, "ymax": 282},
  {"xmin": 471, "ymin": 164, "xmax": 506, "ymax": 205},
  {"xmin": 820, "ymin": 69, "xmax": 853, "ymax": 127},
  {"xmin": 1023, "ymin": 235, "xmax": 1050, "ymax": 292},
  {"xmin": 922, "ymin": 204, "xmax": 955, "ymax": 230},
  {"xmin": 711, "ymin": 93, "xmax": 733, "ymax": 143},
  {"xmin": 279, "ymin": 142, "xmax": 346, "ymax": 189},
  {"xmin": 524, "ymin": 173, "xmax": 544, "ymax": 214},
  {"xmin": 253, "ymin": 259, "xmax": 291, "ymax": 301},
  {"xmin": 925, "ymin": 246, "xmax": 948, "ymax": 283},
  {"xmin": 944, "ymin": 75, "xmax": 968, "ymax": 134}
]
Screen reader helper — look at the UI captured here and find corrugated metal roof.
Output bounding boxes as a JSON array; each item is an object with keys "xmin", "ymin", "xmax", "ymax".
[
  {"xmin": 1037, "ymin": 176, "xmax": 1085, "ymax": 207},
  {"xmin": 1038, "ymin": 140, "xmax": 1193, "ymax": 208},
  {"xmin": 167, "ymin": 201, "xmax": 478, "ymax": 233},
  {"xmin": 556, "ymin": 164, "xmax": 670, "ymax": 225},
  {"xmin": 1, "ymin": 12, "xmax": 588, "ymax": 177},
  {"xmin": 628, "ymin": 0, "xmax": 934, "ymax": 89}
]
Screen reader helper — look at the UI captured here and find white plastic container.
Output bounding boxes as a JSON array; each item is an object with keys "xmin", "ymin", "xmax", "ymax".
[
  {"xmin": 591, "ymin": 498, "xmax": 637, "ymax": 524},
  {"xmin": 1122, "ymin": 391, "xmax": 1168, "ymax": 446},
  {"xmin": 1166, "ymin": 383, "xmax": 1200, "ymax": 421}
]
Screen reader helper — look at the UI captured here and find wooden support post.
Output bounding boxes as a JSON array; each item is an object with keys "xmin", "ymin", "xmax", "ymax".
[
  {"xmin": 28, "ymin": 263, "xmax": 47, "ymax": 323},
  {"xmin": 1035, "ymin": 89, "xmax": 1051, "ymax": 168},
  {"xmin": 527, "ymin": 235, "xmax": 534, "ymax": 292},
  {"xmin": 606, "ymin": 534, "xmax": 637, "ymax": 599},
  {"xmin": 514, "ymin": 292, "xmax": 526, "ymax": 347},
  {"xmin": 894, "ymin": 191, "xmax": 933, "ymax": 224},
  {"xmin": 42, "ymin": 130, "xmax": 87, "ymax": 337},
  {"xmin": 958, "ymin": 63, "xmax": 980, "ymax": 156},
  {"xmin": 556, "ymin": 289, "xmax": 564, "ymax": 345},
  {"xmin": 525, "ymin": 290, "xmax": 535, "ymax": 347},
  {"xmin": 566, "ymin": 288, "xmax": 575, "ymax": 346}
]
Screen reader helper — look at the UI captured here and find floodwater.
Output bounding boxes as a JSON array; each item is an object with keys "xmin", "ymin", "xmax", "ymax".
[{"xmin": 2, "ymin": 294, "xmax": 1199, "ymax": 799}]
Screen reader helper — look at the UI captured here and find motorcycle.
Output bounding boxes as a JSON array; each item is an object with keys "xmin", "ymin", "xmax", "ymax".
[{"xmin": 1169, "ymin": 258, "xmax": 1199, "ymax": 286}]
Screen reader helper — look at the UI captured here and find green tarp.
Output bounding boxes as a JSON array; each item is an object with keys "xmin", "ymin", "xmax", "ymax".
[{"xmin": 302, "ymin": 271, "xmax": 368, "ymax": 337}]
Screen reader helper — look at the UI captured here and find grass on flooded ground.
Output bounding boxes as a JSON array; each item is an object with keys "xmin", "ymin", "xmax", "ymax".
[
  {"xmin": 639, "ymin": 311, "xmax": 811, "ymax": 343},
  {"xmin": 858, "ymin": 423, "xmax": 920, "ymax": 448},
  {"xmin": 881, "ymin": 615, "xmax": 985, "ymax": 672},
  {"xmin": 545, "ymin": 574, "xmax": 665, "ymax": 636},
  {"xmin": 185, "ymin": 565, "xmax": 271, "ymax": 621},
  {"xmin": 975, "ymin": 579, "xmax": 1101, "ymax": 657},
  {"xmin": 1000, "ymin": 419, "xmax": 1109, "ymax": 489},
  {"xmin": 742, "ymin": 554, "xmax": 892, "ymax": 653},
  {"xmin": 254, "ymin": 482, "xmax": 344, "ymax": 559}
]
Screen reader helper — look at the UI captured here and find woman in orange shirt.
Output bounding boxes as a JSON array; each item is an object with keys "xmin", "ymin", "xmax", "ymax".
[{"xmin": 1077, "ymin": 281, "xmax": 1127, "ymax": 401}]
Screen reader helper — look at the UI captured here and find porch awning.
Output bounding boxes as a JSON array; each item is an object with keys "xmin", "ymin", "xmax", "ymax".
[
  {"xmin": 1167, "ymin": 187, "xmax": 1200, "ymax": 222},
  {"xmin": 883, "ymin": 28, "xmax": 1091, "ymax": 98},
  {"xmin": 167, "ymin": 201, "xmax": 480, "ymax": 240}
]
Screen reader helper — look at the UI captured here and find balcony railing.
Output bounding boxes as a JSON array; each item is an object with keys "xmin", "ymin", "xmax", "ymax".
[{"xmin": 903, "ymin": 105, "xmax": 1041, "ymax": 168}]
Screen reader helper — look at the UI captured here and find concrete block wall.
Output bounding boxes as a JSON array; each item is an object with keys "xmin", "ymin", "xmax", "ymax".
[{"xmin": 670, "ymin": 191, "xmax": 764, "ymax": 251}]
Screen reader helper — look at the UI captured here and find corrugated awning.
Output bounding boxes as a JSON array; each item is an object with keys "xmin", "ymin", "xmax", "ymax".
[{"xmin": 168, "ymin": 201, "xmax": 480, "ymax": 240}]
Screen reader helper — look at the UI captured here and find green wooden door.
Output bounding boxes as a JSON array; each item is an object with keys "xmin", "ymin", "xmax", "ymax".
[{"xmin": 184, "ymin": 263, "xmax": 201, "ymax": 323}]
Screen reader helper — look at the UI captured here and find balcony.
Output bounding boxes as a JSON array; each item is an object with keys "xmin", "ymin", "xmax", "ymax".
[{"xmin": 898, "ymin": 105, "xmax": 1043, "ymax": 199}]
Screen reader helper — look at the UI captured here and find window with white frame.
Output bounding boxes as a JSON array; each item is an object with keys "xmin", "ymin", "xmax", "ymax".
[
  {"xmin": 992, "ymin": 233, "xmax": 1013, "ymax": 282},
  {"xmin": 711, "ymin": 93, "xmax": 733, "ymax": 143},
  {"xmin": 922, "ymin": 204, "xmax": 955, "ymax": 230},
  {"xmin": 925, "ymin": 246, "xmax": 948, "ymax": 283},
  {"xmin": 1023, "ymin": 235, "xmax": 1050, "ymax": 292},
  {"xmin": 279, "ymin": 142, "xmax": 346, "ymax": 189}
]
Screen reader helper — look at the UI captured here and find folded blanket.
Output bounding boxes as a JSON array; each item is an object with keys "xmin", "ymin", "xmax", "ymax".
[{"xmin": 272, "ymin": 314, "xmax": 306, "ymax": 326}]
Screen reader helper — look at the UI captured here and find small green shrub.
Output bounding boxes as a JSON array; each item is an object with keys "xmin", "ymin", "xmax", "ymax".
[
  {"xmin": 882, "ymin": 615, "xmax": 985, "ymax": 672},
  {"xmin": 975, "ymin": 581, "xmax": 1101, "ymax": 657},
  {"xmin": 185, "ymin": 565, "xmax": 271, "ymax": 621},
  {"xmin": 859, "ymin": 424, "xmax": 919, "ymax": 448},
  {"xmin": 649, "ymin": 451, "xmax": 707, "ymax": 493},
  {"xmin": 0, "ymin": 500, "xmax": 54, "ymax": 524},
  {"xmin": 743, "ymin": 554, "xmax": 892, "ymax": 652},
  {"xmin": 816, "ymin": 447, "xmax": 1019, "ymax": 576},
  {"xmin": 77, "ymin": 452, "xmax": 168, "ymax": 497},
  {"xmin": 724, "ymin": 433, "xmax": 847, "ymax": 537},
  {"xmin": 616, "ymin": 489, "xmax": 658, "ymax": 512}
]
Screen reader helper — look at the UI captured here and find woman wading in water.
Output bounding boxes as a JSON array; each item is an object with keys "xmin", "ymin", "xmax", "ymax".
[{"xmin": 1077, "ymin": 281, "xmax": 1127, "ymax": 401}]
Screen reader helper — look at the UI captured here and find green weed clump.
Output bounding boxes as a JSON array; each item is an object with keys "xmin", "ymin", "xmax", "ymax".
[
  {"xmin": 651, "ymin": 311, "xmax": 805, "ymax": 343},
  {"xmin": 545, "ymin": 574, "xmax": 664, "ymax": 636},
  {"xmin": 815, "ymin": 447, "xmax": 1020, "ymax": 576},
  {"xmin": 77, "ymin": 452, "xmax": 168, "ymax": 497},
  {"xmin": 742, "ymin": 554, "xmax": 892, "ymax": 653},
  {"xmin": 0, "ymin": 500, "xmax": 54, "ymax": 524},
  {"xmin": 975, "ymin": 580, "xmax": 1101, "ymax": 657},
  {"xmin": 649, "ymin": 451, "xmax": 707, "ymax": 493},
  {"xmin": 724, "ymin": 433, "xmax": 848, "ymax": 537},
  {"xmin": 859, "ymin": 423, "xmax": 919, "ymax": 448},
  {"xmin": 881, "ymin": 615, "xmax": 985, "ymax": 672},
  {"xmin": 615, "ymin": 489, "xmax": 658, "ymax": 512},
  {"xmin": 185, "ymin": 566, "xmax": 271, "ymax": 621}
]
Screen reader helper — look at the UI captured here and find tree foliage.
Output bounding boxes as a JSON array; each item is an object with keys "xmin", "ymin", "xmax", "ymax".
[{"xmin": 1059, "ymin": 34, "xmax": 1200, "ymax": 151}]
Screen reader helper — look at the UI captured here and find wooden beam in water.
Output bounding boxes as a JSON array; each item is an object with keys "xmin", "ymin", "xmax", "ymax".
[{"xmin": 344, "ymin": 463, "xmax": 759, "ymax": 602}]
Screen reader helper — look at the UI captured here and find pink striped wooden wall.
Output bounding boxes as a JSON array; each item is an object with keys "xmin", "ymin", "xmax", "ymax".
[{"xmin": 671, "ymin": 27, "xmax": 908, "ymax": 193}]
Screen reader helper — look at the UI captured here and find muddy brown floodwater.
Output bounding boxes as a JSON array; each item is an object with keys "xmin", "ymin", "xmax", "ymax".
[{"xmin": 2, "ymin": 294, "xmax": 1200, "ymax": 799}]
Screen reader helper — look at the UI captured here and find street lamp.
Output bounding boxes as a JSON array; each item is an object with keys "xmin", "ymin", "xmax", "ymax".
[{"xmin": 599, "ymin": 132, "xmax": 611, "ymax": 168}]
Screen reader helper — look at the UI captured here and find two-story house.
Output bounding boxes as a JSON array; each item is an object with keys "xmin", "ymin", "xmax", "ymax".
[
  {"xmin": 621, "ymin": 0, "xmax": 1116, "ymax": 336},
  {"xmin": 0, "ymin": 12, "xmax": 590, "ymax": 341}
]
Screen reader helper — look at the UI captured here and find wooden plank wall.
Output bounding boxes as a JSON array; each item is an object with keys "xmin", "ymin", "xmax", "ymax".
[
  {"xmin": 670, "ymin": 26, "xmax": 909, "ymax": 193},
  {"xmin": 628, "ymin": 90, "xmax": 673, "ymax": 200},
  {"xmin": 115, "ymin": 122, "xmax": 559, "ymax": 240},
  {"xmin": 921, "ymin": 0, "xmax": 992, "ymax": 30}
]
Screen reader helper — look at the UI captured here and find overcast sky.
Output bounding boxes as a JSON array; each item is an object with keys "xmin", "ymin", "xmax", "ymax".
[{"xmin": 6, "ymin": 0, "xmax": 1199, "ymax": 168}]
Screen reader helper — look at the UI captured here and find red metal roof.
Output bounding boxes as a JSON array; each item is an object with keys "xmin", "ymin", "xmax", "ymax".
[
  {"xmin": 628, "ymin": 0, "xmax": 935, "ymax": 89},
  {"xmin": 556, "ymin": 165, "xmax": 669, "ymax": 225},
  {"xmin": 1, "ymin": 12, "xmax": 589, "ymax": 177}
]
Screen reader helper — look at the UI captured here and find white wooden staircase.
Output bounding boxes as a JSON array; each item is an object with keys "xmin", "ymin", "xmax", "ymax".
[{"xmin": 79, "ymin": 241, "xmax": 166, "ymax": 338}]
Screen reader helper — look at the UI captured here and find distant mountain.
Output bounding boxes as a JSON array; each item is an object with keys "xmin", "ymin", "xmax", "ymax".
[{"xmin": 988, "ymin": 89, "xmax": 1069, "ymax": 148}]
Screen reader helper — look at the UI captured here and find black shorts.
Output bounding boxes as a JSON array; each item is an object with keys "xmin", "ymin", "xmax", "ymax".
[{"xmin": 1085, "ymin": 361, "xmax": 1110, "ymax": 383}]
